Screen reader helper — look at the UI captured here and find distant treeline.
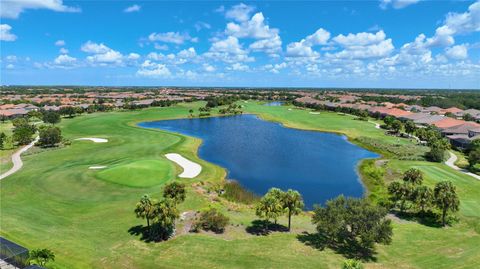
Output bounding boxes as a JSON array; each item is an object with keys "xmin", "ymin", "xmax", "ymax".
[{"xmin": 419, "ymin": 94, "xmax": 480, "ymax": 110}]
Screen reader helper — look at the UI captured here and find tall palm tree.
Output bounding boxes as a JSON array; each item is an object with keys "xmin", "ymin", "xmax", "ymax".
[
  {"xmin": 282, "ymin": 189, "xmax": 304, "ymax": 231},
  {"xmin": 134, "ymin": 194, "xmax": 155, "ymax": 228},
  {"xmin": 434, "ymin": 181, "xmax": 460, "ymax": 226},
  {"xmin": 152, "ymin": 198, "xmax": 179, "ymax": 240},
  {"xmin": 403, "ymin": 168, "xmax": 423, "ymax": 186},
  {"xmin": 255, "ymin": 195, "xmax": 283, "ymax": 231},
  {"xmin": 413, "ymin": 185, "xmax": 433, "ymax": 213}
]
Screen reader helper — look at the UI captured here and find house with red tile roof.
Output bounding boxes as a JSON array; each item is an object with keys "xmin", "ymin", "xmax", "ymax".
[
  {"xmin": 431, "ymin": 118, "xmax": 467, "ymax": 129},
  {"xmin": 441, "ymin": 107, "xmax": 463, "ymax": 115},
  {"xmin": 0, "ymin": 108, "xmax": 28, "ymax": 118}
]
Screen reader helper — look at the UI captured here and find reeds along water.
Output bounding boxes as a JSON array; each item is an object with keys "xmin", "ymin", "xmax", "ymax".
[{"xmin": 222, "ymin": 180, "xmax": 259, "ymax": 204}]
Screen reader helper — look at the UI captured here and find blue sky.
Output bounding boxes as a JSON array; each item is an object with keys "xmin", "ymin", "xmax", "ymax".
[{"xmin": 1, "ymin": 0, "xmax": 479, "ymax": 88}]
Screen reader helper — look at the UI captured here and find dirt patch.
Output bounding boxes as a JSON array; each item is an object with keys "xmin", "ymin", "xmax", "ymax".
[
  {"xmin": 386, "ymin": 213, "xmax": 412, "ymax": 224},
  {"xmin": 375, "ymin": 159, "xmax": 388, "ymax": 167},
  {"xmin": 177, "ymin": 211, "xmax": 197, "ymax": 235}
]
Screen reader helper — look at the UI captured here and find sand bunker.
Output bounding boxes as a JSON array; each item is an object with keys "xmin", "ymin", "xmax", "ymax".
[
  {"xmin": 75, "ymin": 137, "xmax": 108, "ymax": 143},
  {"xmin": 309, "ymin": 112, "xmax": 320, "ymax": 115},
  {"xmin": 89, "ymin": 166, "xmax": 107, "ymax": 169},
  {"xmin": 165, "ymin": 153, "xmax": 202, "ymax": 178}
]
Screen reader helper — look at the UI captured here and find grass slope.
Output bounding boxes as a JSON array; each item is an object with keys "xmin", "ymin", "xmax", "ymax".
[{"xmin": 0, "ymin": 102, "xmax": 479, "ymax": 269}]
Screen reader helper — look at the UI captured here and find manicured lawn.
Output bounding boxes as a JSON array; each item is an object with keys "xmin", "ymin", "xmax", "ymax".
[
  {"xmin": 97, "ymin": 159, "xmax": 174, "ymax": 187},
  {"xmin": 0, "ymin": 102, "xmax": 479, "ymax": 269}
]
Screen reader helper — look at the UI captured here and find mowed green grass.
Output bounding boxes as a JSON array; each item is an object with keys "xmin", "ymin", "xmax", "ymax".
[
  {"xmin": 243, "ymin": 102, "xmax": 409, "ymax": 145},
  {"xmin": 0, "ymin": 102, "xmax": 479, "ymax": 269},
  {"xmin": 97, "ymin": 159, "xmax": 174, "ymax": 187}
]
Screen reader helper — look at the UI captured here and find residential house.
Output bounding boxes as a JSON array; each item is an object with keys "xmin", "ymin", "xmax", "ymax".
[{"xmin": 446, "ymin": 124, "xmax": 480, "ymax": 148}]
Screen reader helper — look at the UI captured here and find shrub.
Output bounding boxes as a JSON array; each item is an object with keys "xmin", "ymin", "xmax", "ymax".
[
  {"xmin": 342, "ymin": 259, "xmax": 364, "ymax": 269},
  {"xmin": 193, "ymin": 208, "xmax": 229, "ymax": 233}
]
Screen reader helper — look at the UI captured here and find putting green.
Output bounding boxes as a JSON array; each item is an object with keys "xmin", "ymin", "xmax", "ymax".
[{"xmin": 96, "ymin": 159, "xmax": 174, "ymax": 187}]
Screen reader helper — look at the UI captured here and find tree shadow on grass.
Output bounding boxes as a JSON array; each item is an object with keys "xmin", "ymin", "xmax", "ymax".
[
  {"xmin": 392, "ymin": 210, "xmax": 442, "ymax": 228},
  {"xmin": 296, "ymin": 232, "xmax": 327, "ymax": 251},
  {"xmin": 296, "ymin": 232, "xmax": 378, "ymax": 262},
  {"xmin": 245, "ymin": 220, "xmax": 289, "ymax": 236},
  {"xmin": 128, "ymin": 225, "xmax": 172, "ymax": 243}
]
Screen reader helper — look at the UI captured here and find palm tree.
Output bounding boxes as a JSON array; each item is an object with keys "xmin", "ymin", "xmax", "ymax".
[
  {"xmin": 152, "ymin": 198, "xmax": 179, "ymax": 240},
  {"xmin": 413, "ymin": 186, "xmax": 433, "ymax": 213},
  {"xmin": 434, "ymin": 181, "xmax": 460, "ymax": 226},
  {"xmin": 388, "ymin": 181, "xmax": 411, "ymax": 213},
  {"xmin": 403, "ymin": 168, "xmax": 423, "ymax": 186},
  {"xmin": 255, "ymin": 195, "xmax": 283, "ymax": 231},
  {"xmin": 282, "ymin": 189, "xmax": 304, "ymax": 231},
  {"xmin": 134, "ymin": 194, "xmax": 155, "ymax": 228},
  {"xmin": 29, "ymin": 249, "xmax": 55, "ymax": 266},
  {"xmin": 265, "ymin": 188, "xmax": 284, "ymax": 224}
]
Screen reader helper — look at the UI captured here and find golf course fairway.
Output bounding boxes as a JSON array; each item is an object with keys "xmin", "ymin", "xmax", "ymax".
[{"xmin": 1, "ymin": 102, "xmax": 479, "ymax": 269}]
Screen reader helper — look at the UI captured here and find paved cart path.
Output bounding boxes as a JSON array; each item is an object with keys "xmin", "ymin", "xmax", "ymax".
[
  {"xmin": 445, "ymin": 151, "xmax": 480, "ymax": 180},
  {"xmin": 0, "ymin": 136, "xmax": 39, "ymax": 180}
]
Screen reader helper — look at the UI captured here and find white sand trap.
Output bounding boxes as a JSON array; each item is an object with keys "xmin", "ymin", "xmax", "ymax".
[
  {"xmin": 309, "ymin": 112, "xmax": 320, "ymax": 115},
  {"xmin": 75, "ymin": 137, "xmax": 108, "ymax": 143},
  {"xmin": 165, "ymin": 153, "xmax": 202, "ymax": 178},
  {"xmin": 89, "ymin": 166, "xmax": 107, "ymax": 169},
  {"xmin": 288, "ymin": 108, "xmax": 292, "ymax": 111}
]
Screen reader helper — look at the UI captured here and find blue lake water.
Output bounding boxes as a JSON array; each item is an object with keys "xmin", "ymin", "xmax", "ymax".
[
  {"xmin": 264, "ymin": 101, "xmax": 284, "ymax": 106},
  {"xmin": 139, "ymin": 115, "xmax": 378, "ymax": 209}
]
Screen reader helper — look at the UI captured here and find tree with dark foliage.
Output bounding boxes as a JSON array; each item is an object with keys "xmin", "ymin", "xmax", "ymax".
[
  {"xmin": 12, "ymin": 118, "xmax": 36, "ymax": 145},
  {"xmin": 38, "ymin": 126, "xmax": 62, "ymax": 147},
  {"xmin": 42, "ymin": 110, "xmax": 61, "ymax": 125},
  {"xmin": 312, "ymin": 196, "xmax": 392, "ymax": 258},
  {"xmin": 163, "ymin": 181, "xmax": 186, "ymax": 203}
]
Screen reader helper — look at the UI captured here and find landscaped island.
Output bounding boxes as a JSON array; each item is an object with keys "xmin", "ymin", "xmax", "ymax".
[{"xmin": 1, "ymin": 100, "xmax": 479, "ymax": 269}]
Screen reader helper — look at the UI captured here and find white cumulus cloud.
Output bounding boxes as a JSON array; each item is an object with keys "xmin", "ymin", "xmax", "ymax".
[
  {"xmin": 55, "ymin": 40, "xmax": 65, "ymax": 46},
  {"xmin": 137, "ymin": 60, "xmax": 172, "ymax": 77},
  {"xmin": 1, "ymin": 0, "xmax": 80, "ymax": 19},
  {"xmin": 54, "ymin": 54, "xmax": 77, "ymax": 65},
  {"xmin": 0, "ymin": 24, "xmax": 17, "ymax": 41},
  {"xmin": 225, "ymin": 3, "xmax": 255, "ymax": 22},
  {"xmin": 81, "ymin": 41, "xmax": 124, "ymax": 65},
  {"xmin": 124, "ymin": 4, "xmax": 141, "ymax": 13},
  {"xmin": 285, "ymin": 28, "xmax": 330, "ymax": 58},
  {"xmin": 445, "ymin": 44, "xmax": 468, "ymax": 60},
  {"xmin": 148, "ymin": 32, "xmax": 195, "ymax": 44},
  {"xmin": 380, "ymin": 0, "xmax": 420, "ymax": 9}
]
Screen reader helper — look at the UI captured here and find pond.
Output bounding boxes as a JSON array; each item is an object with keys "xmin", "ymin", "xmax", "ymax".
[
  {"xmin": 264, "ymin": 101, "xmax": 284, "ymax": 106},
  {"xmin": 139, "ymin": 115, "xmax": 378, "ymax": 209}
]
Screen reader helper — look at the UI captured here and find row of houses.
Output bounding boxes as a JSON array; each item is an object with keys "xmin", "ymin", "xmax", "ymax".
[{"xmin": 295, "ymin": 96, "xmax": 480, "ymax": 148}]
